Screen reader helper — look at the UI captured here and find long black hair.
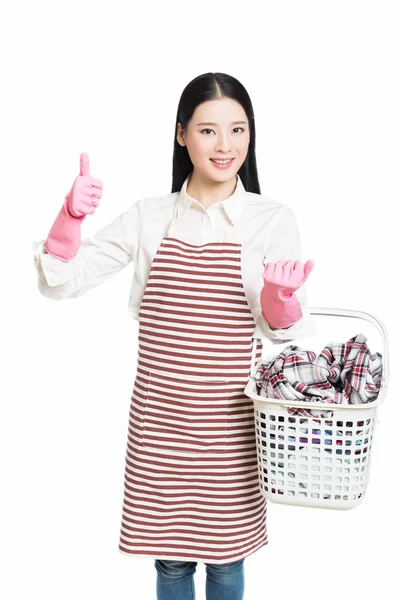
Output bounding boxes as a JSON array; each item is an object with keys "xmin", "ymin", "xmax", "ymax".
[{"xmin": 171, "ymin": 72, "xmax": 261, "ymax": 195}]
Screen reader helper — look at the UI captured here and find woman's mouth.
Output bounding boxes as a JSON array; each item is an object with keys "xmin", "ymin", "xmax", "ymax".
[{"xmin": 210, "ymin": 158, "xmax": 235, "ymax": 169}]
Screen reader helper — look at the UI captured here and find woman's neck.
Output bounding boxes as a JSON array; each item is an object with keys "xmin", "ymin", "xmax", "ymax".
[{"xmin": 186, "ymin": 171, "xmax": 238, "ymax": 209}]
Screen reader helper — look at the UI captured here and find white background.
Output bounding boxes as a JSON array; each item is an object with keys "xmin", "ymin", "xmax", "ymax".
[{"xmin": 1, "ymin": 0, "xmax": 399, "ymax": 598}]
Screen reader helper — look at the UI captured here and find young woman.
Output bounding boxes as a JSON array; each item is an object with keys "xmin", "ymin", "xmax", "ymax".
[{"xmin": 33, "ymin": 72, "xmax": 314, "ymax": 600}]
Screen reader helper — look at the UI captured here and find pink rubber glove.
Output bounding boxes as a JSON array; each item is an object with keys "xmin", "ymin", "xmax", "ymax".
[
  {"xmin": 260, "ymin": 259, "xmax": 314, "ymax": 329},
  {"xmin": 44, "ymin": 152, "xmax": 103, "ymax": 262}
]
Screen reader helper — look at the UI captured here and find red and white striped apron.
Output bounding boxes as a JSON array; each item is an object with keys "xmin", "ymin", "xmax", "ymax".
[{"xmin": 118, "ymin": 197, "xmax": 266, "ymax": 564}]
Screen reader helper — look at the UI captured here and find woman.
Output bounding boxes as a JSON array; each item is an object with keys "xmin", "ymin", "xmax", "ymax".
[{"xmin": 33, "ymin": 72, "xmax": 314, "ymax": 600}]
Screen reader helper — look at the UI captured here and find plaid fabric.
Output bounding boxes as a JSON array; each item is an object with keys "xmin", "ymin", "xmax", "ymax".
[{"xmin": 254, "ymin": 333, "xmax": 382, "ymax": 417}]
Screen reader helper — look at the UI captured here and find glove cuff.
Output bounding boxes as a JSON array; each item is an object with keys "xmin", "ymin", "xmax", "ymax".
[
  {"xmin": 260, "ymin": 287, "xmax": 303, "ymax": 329},
  {"xmin": 45, "ymin": 197, "xmax": 85, "ymax": 261}
]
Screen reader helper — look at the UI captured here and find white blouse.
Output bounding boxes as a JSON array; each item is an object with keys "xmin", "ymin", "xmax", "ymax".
[{"xmin": 32, "ymin": 173, "xmax": 313, "ymax": 342}]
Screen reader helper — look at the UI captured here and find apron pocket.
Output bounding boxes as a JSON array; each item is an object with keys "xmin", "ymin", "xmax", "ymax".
[{"xmin": 142, "ymin": 370, "xmax": 230, "ymax": 455}]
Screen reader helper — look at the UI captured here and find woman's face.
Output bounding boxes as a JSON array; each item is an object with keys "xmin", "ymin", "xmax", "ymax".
[{"xmin": 177, "ymin": 97, "xmax": 250, "ymax": 182}]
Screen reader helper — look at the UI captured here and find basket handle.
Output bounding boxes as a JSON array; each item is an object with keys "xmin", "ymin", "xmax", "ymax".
[{"xmin": 250, "ymin": 306, "xmax": 389, "ymax": 386}]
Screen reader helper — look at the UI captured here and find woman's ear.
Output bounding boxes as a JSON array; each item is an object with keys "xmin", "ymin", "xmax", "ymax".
[{"xmin": 176, "ymin": 122, "xmax": 186, "ymax": 146}]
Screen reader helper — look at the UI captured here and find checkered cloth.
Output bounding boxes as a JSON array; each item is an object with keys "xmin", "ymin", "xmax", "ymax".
[{"xmin": 253, "ymin": 333, "xmax": 382, "ymax": 417}]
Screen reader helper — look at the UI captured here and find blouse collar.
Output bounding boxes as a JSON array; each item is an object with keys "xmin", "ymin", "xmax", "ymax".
[{"xmin": 176, "ymin": 172, "xmax": 246, "ymax": 226}]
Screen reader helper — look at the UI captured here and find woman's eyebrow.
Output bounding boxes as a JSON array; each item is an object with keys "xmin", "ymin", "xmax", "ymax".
[{"xmin": 196, "ymin": 121, "xmax": 247, "ymax": 126}]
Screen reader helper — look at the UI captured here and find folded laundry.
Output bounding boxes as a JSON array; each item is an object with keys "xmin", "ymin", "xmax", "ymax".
[{"xmin": 253, "ymin": 333, "xmax": 382, "ymax": 417}]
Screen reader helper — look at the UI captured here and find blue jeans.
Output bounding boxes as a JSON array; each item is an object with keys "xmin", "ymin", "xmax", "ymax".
[{"xmin": 154, "ymin": 558, "xmax": 245, "ymax": 600}]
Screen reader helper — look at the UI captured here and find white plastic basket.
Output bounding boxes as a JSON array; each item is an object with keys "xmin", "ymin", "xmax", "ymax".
[{"xmin": 244, "ymin": 307, "xmax": 389, "ymax": 510}]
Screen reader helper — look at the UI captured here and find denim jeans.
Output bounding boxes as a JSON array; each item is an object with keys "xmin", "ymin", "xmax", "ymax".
[{"xmin": 154, "ymin": 558, "xmax": 245, "ymax": 600}]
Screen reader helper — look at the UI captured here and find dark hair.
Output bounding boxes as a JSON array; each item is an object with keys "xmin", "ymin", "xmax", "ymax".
[{"xmin": 171, "ymin": 72, "xmax": 261, "ymax": 195}]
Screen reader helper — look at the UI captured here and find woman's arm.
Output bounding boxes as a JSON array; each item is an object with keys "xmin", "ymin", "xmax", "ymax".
[{"xmin": 32, "ymin": 199, "xmax": 142, "ymax": 300}]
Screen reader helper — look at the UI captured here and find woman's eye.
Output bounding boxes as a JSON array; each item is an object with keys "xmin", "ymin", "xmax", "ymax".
[{"xmin": 200, "ymin": 127, "xmax": 245, "ymax": 134}]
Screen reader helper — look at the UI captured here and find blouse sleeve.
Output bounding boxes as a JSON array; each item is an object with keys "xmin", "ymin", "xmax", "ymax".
[
  {"xmin": 255, "ymin": 203, "xmax": 316, "ymax": 342},
  {"xmin": 32, "ymin": 199, "xmax": 142, "ymax": 300}
]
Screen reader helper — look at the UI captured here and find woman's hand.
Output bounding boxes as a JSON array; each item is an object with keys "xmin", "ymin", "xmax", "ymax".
[
  {"xmin": 45, "ymin": 152, "xmax": 103, "ymax": 262},
  {"xmin": 262, "ymin": 260, "xmax": 314, "ymax": 298},
  {"xmin": 260, "ymin": 259, "xmax": 314, "ymax": 328},
  {"xmin": 67, "ymin": 152, "xmax": 103, "ymax": 217}
]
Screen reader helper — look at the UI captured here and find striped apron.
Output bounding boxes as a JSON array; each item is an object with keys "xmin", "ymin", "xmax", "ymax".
[{"xmin": 118, "ymin": 197, "xmax": 266, "ymax": 564}]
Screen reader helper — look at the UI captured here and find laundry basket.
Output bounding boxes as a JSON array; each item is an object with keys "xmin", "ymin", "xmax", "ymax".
[{"xmin": 244, "ymin": 307, "xmax": 389, "ymax": 510}]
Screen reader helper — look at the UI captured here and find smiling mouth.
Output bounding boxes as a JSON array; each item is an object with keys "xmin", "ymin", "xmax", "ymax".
[{"xmin": 210, "ymin": 158, "xmax": 235, "ymax": 164}]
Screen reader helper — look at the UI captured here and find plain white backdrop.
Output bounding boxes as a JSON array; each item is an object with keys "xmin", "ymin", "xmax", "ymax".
[{"xmin": 1, "ymin": 1, "xmax": 399, "ymax": 598}]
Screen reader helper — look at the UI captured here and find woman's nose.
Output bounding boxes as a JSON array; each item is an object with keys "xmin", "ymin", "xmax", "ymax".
[{"xmin": 214, "ymin": 136, "xmax": 232, "ymax": 152}]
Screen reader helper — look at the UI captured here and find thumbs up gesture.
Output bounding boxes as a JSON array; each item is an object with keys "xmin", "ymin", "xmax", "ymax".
[
  {"xmin": 67, "ymin": 152, "xmax": 103, "ymax": 217},
  {"xmin": 44, "ymin": 152, "xmax": 103, "ymax": 262}
]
